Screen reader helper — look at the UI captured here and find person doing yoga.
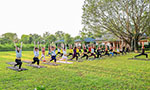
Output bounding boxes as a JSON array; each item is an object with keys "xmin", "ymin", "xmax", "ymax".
[
  {"xmin": 134, "ymin": 42, "xmax": 148, "ymax": 59},
  {"xmin": 14, "ymin": 42, "xmax": 23, "ymax": 71}
]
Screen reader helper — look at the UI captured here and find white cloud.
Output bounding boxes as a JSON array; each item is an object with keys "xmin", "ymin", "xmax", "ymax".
[{"xmin": 0, "ymin": 0, "xmax": 84, "ymax": 38}]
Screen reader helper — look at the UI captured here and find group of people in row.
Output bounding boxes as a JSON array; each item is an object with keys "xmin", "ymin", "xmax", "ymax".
[{"xmin": 13, "ymin": 41, "xmax": 148, "ymax": 71}]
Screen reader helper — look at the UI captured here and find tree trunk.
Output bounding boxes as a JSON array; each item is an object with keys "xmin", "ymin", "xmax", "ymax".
[
  {"xmin": 131, "ymin": 39, "xmax": 134, "ymax": 51},
  {"xmin": 134, "ymin": 38, "xmax": 139, "ymax": 52}
]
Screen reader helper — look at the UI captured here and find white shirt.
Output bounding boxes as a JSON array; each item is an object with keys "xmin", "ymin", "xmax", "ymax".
[
  {"xmin": 16, "ymin": 50, "xmax": 22, "ymax": 58},
  {"xmin": 34, "ymin": 50, "xmax": 39, "ymax": 57},
  {"xmin": 117, "ymin": 49, "xmax": 120, "ymax": 52},
  {"xmin": 91, "ymin": 48, "xmax": 94, "ymax": 53},
  {"xmin": 57, "ymin": 49, "xmax": 60, "ymax": 52},
  {"xmin": 51, "ymin": 50, "xmax": 56, "ymax": 56},
  {"xmin": 63, "ymin": 50, "xmax": 67, "ymax": 55}
]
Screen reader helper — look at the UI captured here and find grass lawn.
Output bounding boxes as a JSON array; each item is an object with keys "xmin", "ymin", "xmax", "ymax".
[{"xmin": 0, "ymin": 51, "xmax": 150, "ymax": 90}]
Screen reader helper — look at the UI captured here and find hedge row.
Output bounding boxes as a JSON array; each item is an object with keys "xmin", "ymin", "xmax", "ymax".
[
  {"xmin": 0, "ymin": 44, "xmax": 50, "ymax": 51},
  {"xmin": 0, "ymin": 44, "xmax": 150, "ymax": 51}
]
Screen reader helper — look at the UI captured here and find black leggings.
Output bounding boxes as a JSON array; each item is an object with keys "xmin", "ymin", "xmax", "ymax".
[
  {"xmin": 67, "ymin": 53, "xmax": 73, "ymax": 57},
  {"xmin": 76, "ymin": 53, "xmax": 80, "ymax": 57},
  {"xmin": 56, "ymin": 52, "xmax": 61, "ymax": 56},
  {"xmin": 61, "ymin": 53, "xmax": 63, "ymax": 57},
  {"xmin": 50, "ymin": 56, "xmax": 56, "ymax": 62},
  {"xmin": 70, "ymin": 54, "xmax": 78, "ymax": 60},
  {"xmin": 135, "ymin": 53, "xmax": 148, "ymax": 58},
  {"xmin": 89, "ymin": 53, "xmax": 96, "ymax": 58},
  {"xmin": 102, "ymin": 53, "xmax": 110, "ymax": 56},
  {"xmin": 97, "ymin": 53, "xmax": 101, "ymax": 58},
  {"xmin": 32, "ymin": 57, "xmax": 40, "ymax": 65},
  {"xmin": 14, "ymin": 59, "xmax": 22, "ymax": 69},
  {"xmin": 81, "ymin": 54, "xmax": 88, "ymax": 60},
  {"xmin": 120, "ymin": 51, "xmax": 126, "ymax": 55},
  {"xmin": 113, "ymin": 52, "xmax": 118, "ymax": 55}
]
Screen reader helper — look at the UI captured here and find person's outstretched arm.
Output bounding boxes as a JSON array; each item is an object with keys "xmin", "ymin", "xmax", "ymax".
[
  {"xmin": 40, "ymin": 43, "xmax": 42, "ymax": 51},
  {"xmin": 20, "ymin": 42, "xmax": 23, "ymax": 50},
  {"xmin": 142, "ymin": 42, "xmax": 144, "ymax": 49},
  {"xmin": 34, "ymin": 41, "xmax": 36, "ymax": 51},
  {"xmin": 37, "ymin": 41, "xmax": 39, "ymax": 50},
  {"xmin": 44, "ymin": 43, "xmax": 46, "ymax": 49},
  {"xmin": 14, "ymin": 42, "xmax": 17, "ymax": 50}
]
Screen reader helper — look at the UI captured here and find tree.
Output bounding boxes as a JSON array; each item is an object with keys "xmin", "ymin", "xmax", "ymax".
[
  {"xmin": 79, "ymin": 30, "xmax": 99, "ymax": 39},
  {"xmin": 30, "ymin": 34, "xmax": 42, "ymax": 43},
  {"xmin": 55, "ymin": 31, "xmax": 65, "ymax": 40},
  {"xmin": 20, "ymin": 34, "xmax": 30, "ymax": 44},
  {"xmin": 64, "ymin": 33, "xmax": 74, "ymax": 44},
  {"xmin": 43, "ymin": 32, "xmax": 50, "ymax": 38},
  {"xmin": 28, "ymin": 34, "xmax": 33, "ymax": 44},
  {"xmin": 74, "ymin": 35, "xmax": 81, "ymax": 40},
  {"xmin": 82, "ymin": 0, "xmax": 150, "ymax": 51},
  {"xmin": 0, "ymin": 37, "xmax": 12, "ymax": 44},
  {"xmin": 2, "ymin": 32, "xmax": 18, "ymax": 43},
  {"xmin": 45, "ymin": 34, "xmax": 57, "ymax": 44}
]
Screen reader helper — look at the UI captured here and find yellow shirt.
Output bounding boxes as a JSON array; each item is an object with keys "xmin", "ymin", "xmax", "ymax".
[
  {"xmin": 69, "ymin": 49, "xmax": 73, "ymax": 53},
  {"xmin": 76, "ymin": 49, "xmax": 79, "ymax": 53},
  {"xmin": 60, "ymin": 49, "xmax": 63, "ymax": 53}
]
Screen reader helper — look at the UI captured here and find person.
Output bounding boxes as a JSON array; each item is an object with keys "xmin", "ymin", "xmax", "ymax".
[
  {"xmin": 40, "ymin": 45, "xmax": 46, "ymax": 62},
  {"xmin": 88, "ymin": 46, "xmax": 91, "ymax": 54},
  {"xmin": 122, "ymin": 45, "xmax": 126, "ymax": 55},
  {"xmin": 120, "ymin": 42, "xmax": 126, "ymax": 55},
  {"xmin": 31, "ymin": 42, "xmax": 40, "ymax": 68},
  {"xmin": 81, "ymin": 47, "xmax": 88, "ymax": 60},
  {"xmin": 112, "ymin": 43, "xmax": 118, "ymax": 55},
  {"xmin": 89, "ymin": 46, "xmax": 96, "ymax": 59},
  {"xmin": 79, "ymin": 46, "xmax": 82, "ymax": 53},
  {"xmin": 50, "ymin": 46, "xmax": 57, "ymax": 65},
  {"xmin": 69, "ymin": 47, "xmax": 78, "ymax": 61},
  {"xmin": 47, "ymin": 45, "xmax": 51, "ymax": 56},
  {"xmin": 104, "ymin": 49, "xmax": 110, "ymax": 56},
  {"xmin": 101, "ymin": 45, "xmax": 105, "ymax": 53},
  {"xmin": 116, "ymin": 43, "xmax": 120, "ymax": 54},
  {"xmin": 96, "ymin": 46, "xmax": 102, "ymax": 58},
  {"xmin": 94, "ymin": 45, "xmax": 97, "ymax": 53},
  {"xmin": 67, "ymin": 47, "xmax": 73, "ymax": 57},
  {"xmin": 76, "ymin": 47, "xmax": 80, "ymax": 57},
  {"xmin": 102, "ymin": 43, "xmax": 110, "ymax": 56},
  {"xmin": 134, "ymin": 42, "xmax": 148, "ymax": 59},
  {"xmin": 60, "ymin": 47, "xmax": 63, "ymax": 57},
  {"xmin": 109, "ymin": 46, "xmax": 114, "ymax": 56},
  {"xmin": 56, "ymin": 47, "xmax": 61, "ymax": 56},
  {"xmin": 126, "ymin": 44, "xmax": 130, "ymax": 53},
  {"xmin": 60, "ymin": 47, "xmax": 68, "ymax": 62},
  {"xmin": 14, "ymin": 42, "xmax": 23, "ymax": 71}
]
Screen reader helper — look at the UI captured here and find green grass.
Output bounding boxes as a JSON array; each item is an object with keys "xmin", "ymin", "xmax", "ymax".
[{"xmin": 0, "ymin": 51, "xmax": 150, "ymax": 90}]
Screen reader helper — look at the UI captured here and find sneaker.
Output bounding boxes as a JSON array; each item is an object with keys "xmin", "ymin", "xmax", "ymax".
[
  {"xmin": 18, "ymin": 69, "xmax": 22, "ymax": 71},
  {"xmin": 30, "ymin": 63, "xmax": 32, "ymax": 65},
  {"xmin": 38, "ymin": 66, "xmax": 40, "ymax": 68}
]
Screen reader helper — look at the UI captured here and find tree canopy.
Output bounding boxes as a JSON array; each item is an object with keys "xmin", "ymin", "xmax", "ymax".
[{"xmin": 82, "ymin": 0, "xmax": 150, "ymax": 50}]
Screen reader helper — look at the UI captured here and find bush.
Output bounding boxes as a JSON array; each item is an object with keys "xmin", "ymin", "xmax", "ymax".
[
  {"xmin": 0, "ymin": 44, "xmax": 34, "ymax": 51},
  {"xmin": 0, "ymin": 44, "xmax": 51, "ymax": 51},
  {"xmin": 0, "ymin": 44, "xmax": 15, "ymax": 51}
]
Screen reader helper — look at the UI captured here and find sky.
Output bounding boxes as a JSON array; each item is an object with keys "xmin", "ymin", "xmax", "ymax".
[{"xmin": 0, "ymin": 0, "xmax": 84, "ymax": 38}]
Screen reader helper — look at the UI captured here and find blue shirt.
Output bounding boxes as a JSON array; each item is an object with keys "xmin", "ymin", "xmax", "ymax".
[
  {"xmin": 16, "ymin": 50, "xmax": 22, "ymax": 58},
  {"xmin": 51, "ymin": 50, "xmax": 56, "ymax": 56},
  {"xmin": 34, "ymin": 50, "xmax": 39, "ymax": 57},
  {"xmin": 73, "ymin": 49, "xmax": 76, "ymax": 55}
]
